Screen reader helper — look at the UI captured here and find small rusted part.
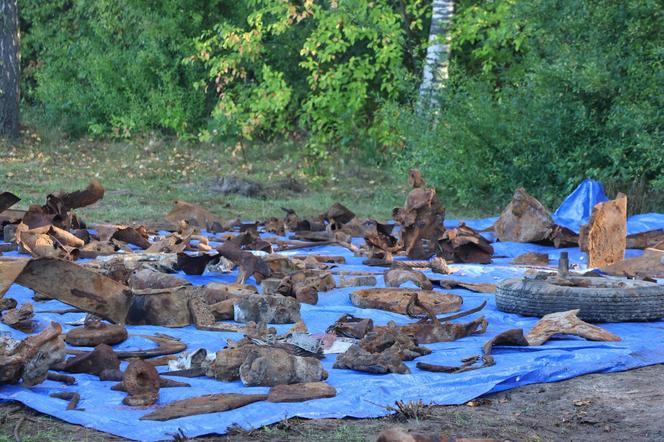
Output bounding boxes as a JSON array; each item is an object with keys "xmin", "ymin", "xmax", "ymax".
[
  {"xmin": 46, "ymin": 372, "xmax": 76, "ymax": 385},
  {"xmin": 49, "ymin": 391, "xmax": 81, "ymax": 410},
  {"xmin": 558, "ymin": 251, "xmax": 569, "ymax": 276}
]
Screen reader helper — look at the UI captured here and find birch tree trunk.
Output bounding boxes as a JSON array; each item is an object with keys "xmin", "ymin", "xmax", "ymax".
[
  {"xmin": 418, "ymin": 0, "xmax": 453, "ymax": 108},
  {"xmin": 0, "ymin": 0, "xmax": 20, "ymax": 138}
]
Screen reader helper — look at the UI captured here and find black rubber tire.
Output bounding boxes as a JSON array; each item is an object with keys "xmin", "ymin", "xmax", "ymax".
[{"xmin": 496, "ymin": 277, "xmax": 664, "ymax": 322}]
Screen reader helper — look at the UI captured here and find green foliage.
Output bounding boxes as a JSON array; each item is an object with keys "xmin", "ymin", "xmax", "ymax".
[
  {"xmin": 192, "ymin": 0, "xmax": 430, "ymax": 159},
  {"xmin": 392, "ymin": 0, "xmax": 664, "ymax": 211},
  {"xmin": 20, "ymin": 0, "xmax": 228, "ymax": 136}
]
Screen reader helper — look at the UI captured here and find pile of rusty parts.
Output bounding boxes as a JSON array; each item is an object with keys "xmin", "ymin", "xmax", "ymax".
[{"xmin": 0, "ymin": 173, "xmax": 660, "ymax": 423}]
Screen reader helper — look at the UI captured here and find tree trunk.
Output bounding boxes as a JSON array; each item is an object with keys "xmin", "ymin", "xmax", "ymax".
[
  {"xmin": 0, "ymin": 0, "xmax": 20, "ymax": 138},
  {"xmin": 418, "ymin": 0, "xmax": 454, "ymax": 108}
]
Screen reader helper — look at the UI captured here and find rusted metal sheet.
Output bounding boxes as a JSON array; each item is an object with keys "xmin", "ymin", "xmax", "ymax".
[
  {"xmin": 15, "ymin": 258, "xmax": 133, "ymax": 324},
  {"xmin": 579, "ymin": 194, "xmax": 627, "ymax": 268}
]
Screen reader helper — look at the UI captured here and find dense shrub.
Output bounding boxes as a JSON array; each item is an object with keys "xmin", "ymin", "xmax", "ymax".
[
  {"xmin": 20, "ymin": 0, "xmax": 230, "ymax": 136},
  {"xmin": 192, "ymin": 0, "xmax": 430, "ymax": 159},
  {"xmin": 386, "ymin": 0, "xmax": 664, "ymax": 211}
]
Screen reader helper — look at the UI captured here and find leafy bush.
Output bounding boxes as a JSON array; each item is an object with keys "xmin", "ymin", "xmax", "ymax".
[
  {"xmin": 191, "ymin": 0, "xmax": 430, "ymax": 159},
  {"xmin": 389, "ymin": 0, "xmax": 664, "ymax": 211},
  {"xmin": 20, "ymin": 0, "xmax": 228, "ymax": 136}
]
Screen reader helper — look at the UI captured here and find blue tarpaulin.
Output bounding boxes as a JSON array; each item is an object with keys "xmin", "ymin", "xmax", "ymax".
[
  {"xmin": 552, "ymin": 179, "xmax": 608, "ymax": 233},
  {"xmin": 1, "ymin": 183, "xmax": 664, "ymax": 441}
]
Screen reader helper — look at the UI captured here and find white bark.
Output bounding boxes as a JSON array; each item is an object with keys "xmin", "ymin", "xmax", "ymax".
[{"xmin": 418, "ymin": 0, "xmax": 453, "ymax": 108}]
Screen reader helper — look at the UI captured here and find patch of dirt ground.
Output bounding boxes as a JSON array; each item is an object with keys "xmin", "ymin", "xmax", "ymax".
[{"xmin": 1, "ymin": 364, "xmax": 663, "ymax": 441}]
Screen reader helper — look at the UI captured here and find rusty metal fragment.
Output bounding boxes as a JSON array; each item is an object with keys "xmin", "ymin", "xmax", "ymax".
[
  {"xmin": 52, "ymin": 180, "xmax": 105, "ymax": 211},
  {"xmin": 78, "ymin": 240, "xmax": 121, "ymax": 258},
  {"xmin": 579, "ymin": 194, "xmax": 627, "ymax": 268},
  {"xmin": 111, "ymin": 376, "xmax": 190, "ymax": 391},
  {"xmin": 239, "ymin": 346, "xmax": 328, "ymax": 386},
  {"xmin": 384, "ymin": 267, "xmax": 433, "ymax": 290},
  {"xmin": 0, "ymin": 191, "xmax": 20, "ymax": 213},
  {"xmin": 321, "ymin": 203, "xmax": 355, "ymax": 231},
  {"xmin": 525, "ymin": 310, "xmax": 621, "ymax": 346},
  {"xmin": 65, "ymin": 319, "xmax": 128, "ymax": 347},
  {"xmin": 393, "ymin": 170, "xmax": 445, "ymax": 259},
  {"xmin": 128, "ymin": 268, "xmax": 190, "ymax": 290},
  {"xmin": 338, "ymin": 275, "xmax": 377, "ymax": 288},
  {"xmin": 0, "ymin": 257, "xmax": 28, "ymax": 296},
  {"xmin": 15, "ymin": 258, "xmax": 133, "ymax": 324},
  {"xmin": 234, "ymin": 294, "xmax": 301, "ymax": 324},
  {"xmin": 127, "ymin": 287, "xmax": 191, "ymax": 327},
  {"xmin": 350, "ymin": 288, "xmax": 462, "ymax": 316},
  {"xmin": 626, "ymin": 229, "xmax": 664, "ymax": 249},
  {"xmin": 49, "ymin": 392, "xmax": 82, "ymax": 410},
  {"xmin": 216, "ymin": 237, "xmax": 270, "ymax": 283},
  {"xmin": 146, "ymin": 230, "xmax": 191, "ymax": 254},
  {"xmin": 601, "ymin": 249, "xmax": 664, "ymax": 278},
  {"xmin": 63, "ymin": 343, "xmax": 121, "ymax": 378},
  {"xmin": 0, "ymin": 297, "xmax": 17, "ymax": 311},
  {"xmin": 122, "ymin": 359, "xmax": 160, "ymax": 406},
  {"xmin": 494, "ymin": 188, "xmax": 555, "ymax": 243},
  {"xmin": 1, "ymin": 302, "xmax": 35, "ymax": 332},
  {"xmin": 176, "ymin": 252, "xmax": 220, "ymax": 275},
  {"xmin": 46, "ymin": 372, "xmax": 76, "ymax": 384},
  {"xmin": 110, "ymin": 226, "xmax": 151, "ymax": 249},
  {"xmin": 481, "ymin": 328, "xmax": 529, "ymax": 367},
  {"xmin": 437, "ymin": 223, "xmax": 493, "ymax": 264},
  {"xmin": 511, "ymin": 252, "xmax": 549, "ymax": 266},
  {"xmin": 15, "ymin": 224, "xmax": 79, "ymax": 260},
  {"xmin": 89, "ymin": 253, "xmax": 178, "ymax": 282},
  {"xmin": 271, "ymin": 270, "xmax": 335, "ymax": 305},
  {"xmin": 326, "ymin": 314, "xmax": 374, "ymax": 339},
  {"xmin": 416, "ymin": 328, "xmax": 528, "ymax": 373},
  {"xmin": 0, "ymin": 322, "xmax": 65, "ymax": 386},
  {"xmin": 432, "ymin": 280, "xmax": 496, "ymax": 293},
  {"xmin": 361, "ymin": 219, "xmax": 400, "ymax": 262},
  {"xmin": 164, "ymin": 200, "xmax": 225, "ymax": 231},
  {"xmin": 112, "ymin": 334, "xmax": 186, "ymax": 359},
  {"xmin": 376, "ymin": 295, "xmax": 487, "ymax": 344},
  {"xmin": 141, "ymin": 393, "xmax": 268, "ymax": 421},
  {"xmin": 266, "ymin": 382, "xmax": 336, "ymax": 403},
  {"xmin": 334, "ymin": 329, "xmax": 430, "ymax": 375}
]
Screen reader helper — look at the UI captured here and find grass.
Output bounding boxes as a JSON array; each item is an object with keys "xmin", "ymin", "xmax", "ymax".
[
  {"xmin": 0, "ymin": 130, "xmax": 486, "ymax": 225},
  {"xmin": 0, "ymin": 132, "xmax": 407, "ymax": 224}
]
